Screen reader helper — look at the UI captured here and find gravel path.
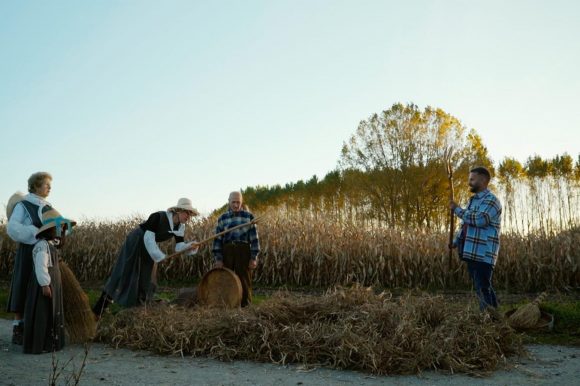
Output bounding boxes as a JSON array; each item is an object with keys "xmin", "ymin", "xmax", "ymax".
[{"xmin": 1, "ymin": 319, "xmax": 579, "ymax": 386}]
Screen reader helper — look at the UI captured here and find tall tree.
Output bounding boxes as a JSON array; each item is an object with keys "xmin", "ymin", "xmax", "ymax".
[{"xmin": 339, "ymin": 103, "xmax": 492, "ymax": 228}]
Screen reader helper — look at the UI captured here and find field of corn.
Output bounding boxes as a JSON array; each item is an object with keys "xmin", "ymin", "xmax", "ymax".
[{"xmin": 1, "ymin": 207, "xmax": 578, "ymax": 292}]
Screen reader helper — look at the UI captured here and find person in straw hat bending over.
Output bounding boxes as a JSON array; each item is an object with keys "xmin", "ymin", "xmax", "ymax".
[
  {"xmin": 93, "ymin": 198, "xmax": 200, "ymax": 318},
  {"xmin": 6, "ymin": 171, "xmax": 54, "ymax": 345},
  {"xmin": 23, "ymin": 208, "xmax": 75, "ymax": 354},
  {"xmin": 212, "ymin": 191, "xmax": 260, "ymax": 307},
  {"xmin": 449, "ymin": 167, "xmax": 502, "ymax": 311}
]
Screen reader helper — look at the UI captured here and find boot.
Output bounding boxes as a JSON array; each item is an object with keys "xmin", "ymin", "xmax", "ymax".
[{"xmin": 12, "ymin": 322, "xmax": 23, "ymax": 345}]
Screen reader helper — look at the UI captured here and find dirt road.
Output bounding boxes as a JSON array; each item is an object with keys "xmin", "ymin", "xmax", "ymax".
[{"xmin": 1, "ymin": 319, "xmax": 578, "ymax": 386}]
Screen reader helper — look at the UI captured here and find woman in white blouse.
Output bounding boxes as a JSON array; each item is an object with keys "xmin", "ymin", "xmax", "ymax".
[
  {"xmin": 23, "ymin": 207, "xmax": 74, "ymax": 354},
  {"xmin": 93, "ymin": 198, "xmax": 200, "ymax": 317},
  {"xmin": 6, "ymin": 172, "xmax": 53, "ymax": 345}
]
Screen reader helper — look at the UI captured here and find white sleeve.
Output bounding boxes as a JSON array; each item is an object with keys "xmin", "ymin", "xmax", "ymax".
[
  {"xmin": 143, "ymin": 230, "xmax": 166, "ymax": 262},
  {"xmin": 7, "ymin": 203, "xmax": 39, "ymax": 245},
  {"xmin": 33, "ymin": 241, "xmax": 51, "ymax": 286},
  {"xmin": 175, "ymin": 242, "xmax": 188, "ymax": 252},
  {"xmin": 175, "ymin": 241, "xmax": 199, "ymax": 256}
]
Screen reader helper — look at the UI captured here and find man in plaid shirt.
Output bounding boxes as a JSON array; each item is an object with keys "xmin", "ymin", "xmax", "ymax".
[
  {"xmin": 450, "ymin": 167, "xmax": 502, "ymax": 311},
  {"xmin": 213, "ymin": 191, "xmax": 260, "ymax": 306}
]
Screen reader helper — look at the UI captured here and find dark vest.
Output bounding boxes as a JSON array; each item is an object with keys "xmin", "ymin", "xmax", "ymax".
[{"xmin": 19, "ymin": 200, "xmax": 44, "ymax": 227}]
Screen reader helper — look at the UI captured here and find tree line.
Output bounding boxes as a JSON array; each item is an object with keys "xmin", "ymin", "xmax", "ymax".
[{"xmin": 236, "ymin": 103, "xmax": 579, "ymax": 233}]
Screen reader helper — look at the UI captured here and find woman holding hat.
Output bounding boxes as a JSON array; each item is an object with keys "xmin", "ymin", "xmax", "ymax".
[
  {"xmin": 23, "ymin": 208, "xmax": 75, "ymax": 354},
  {"xmin": 93, "ymin": 198, "xmax": 200, "ymax": 317},
  {"xmin": 6, "ymin": 172, "xmax": 54, "ymax": 345}
]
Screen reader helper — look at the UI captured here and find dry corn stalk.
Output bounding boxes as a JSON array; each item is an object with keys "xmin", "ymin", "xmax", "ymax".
[
  {"xmin": 1, "ymin": 211, "xmax": 579, "ymax": 291},
  {"xmin": 508, "ymin": 292, "xmax": 547, "ymax": 330}
]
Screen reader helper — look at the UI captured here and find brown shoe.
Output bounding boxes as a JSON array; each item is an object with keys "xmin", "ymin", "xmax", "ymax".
[{"xmin": 12, "ymin": 323, "xmax": 23, "ymax": 345}]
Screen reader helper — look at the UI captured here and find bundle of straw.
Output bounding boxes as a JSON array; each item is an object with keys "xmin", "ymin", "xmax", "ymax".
[
  {"xmin": 60, "ymin": 261, "xmax": 97, "ymax": 343},
  {"xmin": 508, "ymin": 292, "xmax": 547, "ymax": 330}
]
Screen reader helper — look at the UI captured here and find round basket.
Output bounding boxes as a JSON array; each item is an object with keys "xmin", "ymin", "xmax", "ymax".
[
  {"xmin": 197, "ymin": 267, "xmax": 242, "ymax": 308},
  {"xmin": 505, "ymin": 309, "xmax": 554, "ymax": 331}
]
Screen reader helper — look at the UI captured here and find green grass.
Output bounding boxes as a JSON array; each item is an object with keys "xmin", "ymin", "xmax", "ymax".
[{"xmin": 526, "ymin": 301, "xmax": 580, "ymax": 346}]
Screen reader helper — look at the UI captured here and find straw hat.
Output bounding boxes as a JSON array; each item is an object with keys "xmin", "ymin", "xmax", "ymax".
[
  {"xmin": 168, "ymin": 198, "xmax": 199, "ymax": 216},
  {"xmin": 36, "ymin": 208, "xmax": 76, "ymax": 238},
  {"xmin": 6, "ymin": 191, "xmax": 25, "ymax": 219}
]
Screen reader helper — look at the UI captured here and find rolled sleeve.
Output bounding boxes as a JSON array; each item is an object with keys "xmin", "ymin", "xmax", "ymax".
[
  {"xmin": 7, "ymin": 204, "xmax": 39, "ymax": 245},
  {"xmin": 143, "ymin": 230, "xmax": 166, "ymax": 262},
  {"xmin": 32, "ymin": 241, "xmax": 51, "ymax": 286}
]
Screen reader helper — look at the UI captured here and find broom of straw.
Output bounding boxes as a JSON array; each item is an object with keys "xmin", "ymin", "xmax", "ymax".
[
  {"xmin": 508, "ymin": 292, "xmax": 547, "ymax": 330},
  {"xmin": 59, "ymin": 261, "xmax": 97, "ymax": 343},
  {"xmin": 148, "ymin": 216, "xmax": 264, "ymax": 299}
]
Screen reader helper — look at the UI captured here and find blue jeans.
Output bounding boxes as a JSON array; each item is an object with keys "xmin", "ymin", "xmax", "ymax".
[{"xmin": 465, "ymin": 260, "xmax": 498, "ymax": 311}]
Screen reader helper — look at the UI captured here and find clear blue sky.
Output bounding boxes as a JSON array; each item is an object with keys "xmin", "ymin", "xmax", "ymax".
[{"xmin": 1, "ymin": 0, "xmax": 578, "ymax": 220}]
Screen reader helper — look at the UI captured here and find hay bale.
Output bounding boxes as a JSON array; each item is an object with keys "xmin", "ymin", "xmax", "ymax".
[
  {"xmin": 60, "ymin": 261, "xmax": 96, "ymax": 343},
  {"xmin": 96, "ymin": 287, "xmax": 523, "ymax": 376},
  {"xmin": 197, "ymin": 268, "xmax": 242, "ymax": 308}
]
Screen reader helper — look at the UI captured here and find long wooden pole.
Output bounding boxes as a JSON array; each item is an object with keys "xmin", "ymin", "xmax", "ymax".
[
  {"xmin": 445, "ymin": 148, "xmax": 455, "ymax": 270},
  {"xmin": 164, "ymin": 216, "xmax": 263, "ymax": 261}
]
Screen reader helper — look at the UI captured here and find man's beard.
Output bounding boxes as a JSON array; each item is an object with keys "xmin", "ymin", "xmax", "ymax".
[{"xmin": 469, "ymin": 185, "xmax": 478, "ymax": 193}]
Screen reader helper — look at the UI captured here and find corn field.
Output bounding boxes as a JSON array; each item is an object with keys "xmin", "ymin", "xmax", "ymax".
[{"xmin": 1, "ymin": 207, "xmax": 578, "ymax": 291}]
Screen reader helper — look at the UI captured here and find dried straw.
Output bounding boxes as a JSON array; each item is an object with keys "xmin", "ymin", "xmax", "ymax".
[
  {"xmin": 97, "ymin": 287, "xmax": 523, "ymax": 376},
  {"xmin": 60, "ymin": 261, "xmax": 97, "ymax": 343}
]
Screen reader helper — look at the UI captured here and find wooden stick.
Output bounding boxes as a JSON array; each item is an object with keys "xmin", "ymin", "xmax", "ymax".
[
  {"xmin": 444, "ymin": 147, "xmax": 455, "ymax": 270},
  {"xmin": 164, "ymin": 216, "xmax": 264, "ymax": 261},
  {"xmin": 149, "ymin": 216, "xmax": 264, "ymax": 295}
]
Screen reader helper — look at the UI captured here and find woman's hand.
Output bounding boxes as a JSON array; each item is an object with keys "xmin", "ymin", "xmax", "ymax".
[
  {"xmin": 187, "ymin": 241, "xmax": 200, "ymax": 256},
  {"xmin": 42, "ymin": 285, "xmax": 52, "ymax": 298}
]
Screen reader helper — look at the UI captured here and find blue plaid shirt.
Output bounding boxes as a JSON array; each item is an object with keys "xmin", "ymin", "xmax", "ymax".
[
  {"xmin": 453, "ymin": 189, "xmax": 502, "ymax": 266},
  {"xmin": 212, "ymin": 209, "xmax": 260, "ymax": 261}
]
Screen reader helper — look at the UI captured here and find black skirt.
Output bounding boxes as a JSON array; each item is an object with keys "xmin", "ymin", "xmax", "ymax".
[
  {"xmin": 103, "ymin": 227, "xmax": 154, "ymax": 307},
  {"xmin": 23, "ymin": 252, "xmax": 65, "ymax": 354},
  {"xmin": 6, "ymin": 243, "xmax": 34, "ymax": 313}
]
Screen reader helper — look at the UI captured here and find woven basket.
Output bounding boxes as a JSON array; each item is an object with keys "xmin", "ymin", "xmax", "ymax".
[
  {"xmin": 197, "ymin": 267, "xmax": 242, "ymax": 308},
  {"xmin": 505, "ymin": 309, "xmax": 554, "ymax": 331}
]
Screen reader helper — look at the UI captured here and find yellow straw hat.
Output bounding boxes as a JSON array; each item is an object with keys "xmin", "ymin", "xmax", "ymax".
[{"xmin": 6, "ymin": 191, "xmax": 25, "ymax": 219}]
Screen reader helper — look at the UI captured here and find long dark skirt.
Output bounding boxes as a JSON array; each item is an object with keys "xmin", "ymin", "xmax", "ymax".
[
  {"xmin": 223, "ymin": 243, "xmax": 253, "ymax": 307},
  {"xmin": 103, "ymin": 227, "xmax": 154, "ymax": 307},
  {"xmin": 23, "ymin": 257, "xmax": 65, "ymax": 354},
  {"xmin": 6, "ymin": 243, "xmax": 34, "ymax": 313}
]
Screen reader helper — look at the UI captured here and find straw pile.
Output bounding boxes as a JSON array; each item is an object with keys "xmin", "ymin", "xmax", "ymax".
[
  {"xmin": 60, "ymin": 261, "xmax": 97, "ymax": 343},
  {"xmin": 97, "ymin": 287, "xmax": 523, "ymax": 375}
]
